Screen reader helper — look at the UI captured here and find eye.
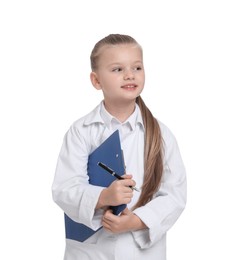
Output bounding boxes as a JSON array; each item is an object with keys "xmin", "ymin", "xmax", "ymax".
[
  {"xmin": 133, "ymin": 66, "xmax": 142, "ymax": 71},
  {"xmin": 112, "ymin": 67, "xmax": 123, "ymax": 72}
]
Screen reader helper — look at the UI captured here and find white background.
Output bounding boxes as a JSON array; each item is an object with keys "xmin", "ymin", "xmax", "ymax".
[{"xmin": 0, "ymin": 0, "xmax": 233, "ymax": 259}]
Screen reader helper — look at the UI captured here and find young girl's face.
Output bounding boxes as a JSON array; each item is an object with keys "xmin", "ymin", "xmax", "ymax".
[{"xmin": 91, "ymin": 43, "xmax": 145, "ymax": 106}]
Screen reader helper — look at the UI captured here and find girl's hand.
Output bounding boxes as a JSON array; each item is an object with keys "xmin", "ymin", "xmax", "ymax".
[
  {"xmin": 102, "ymin": 208, "xmax": 147, "ymax": 234},
  {"xmin": 96, "ymin": 174, "xmax": 136, "ymax": 208}
]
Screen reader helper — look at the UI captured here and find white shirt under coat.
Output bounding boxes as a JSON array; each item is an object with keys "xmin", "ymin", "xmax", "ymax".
[{"xmin": 52, "ymin": 101, "xmax": 187, "ymax": 260}]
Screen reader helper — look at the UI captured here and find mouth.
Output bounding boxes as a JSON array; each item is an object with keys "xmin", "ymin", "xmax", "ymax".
[{"xmin": 121, "ymin": 84, "xmax": 137, "ymax": 90}]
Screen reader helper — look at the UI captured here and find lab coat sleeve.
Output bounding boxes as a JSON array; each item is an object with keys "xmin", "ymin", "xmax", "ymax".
[
  {"xmin": 52, "ymin": 124, "xmax": 105, "ymax": 230},
  {"xmin": 132, "ymin": 125, "xmax": 187, "ymax": 249}
]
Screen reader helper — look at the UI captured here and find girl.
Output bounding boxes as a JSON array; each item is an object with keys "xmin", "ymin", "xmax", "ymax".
[{"xmin": 52, "ymin": 34, "xmax": 186, "ymax": 260}]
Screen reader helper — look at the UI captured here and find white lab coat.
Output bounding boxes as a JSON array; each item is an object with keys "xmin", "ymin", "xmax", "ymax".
[{"xmin": 52, "ymin": 103, "xmax": 187, "ymax": 260}]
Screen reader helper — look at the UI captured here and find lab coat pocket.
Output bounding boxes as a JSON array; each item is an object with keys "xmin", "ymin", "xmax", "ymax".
[{"xmin": 65, "ymin": 238, "xmax": 106, "ymax": 260}]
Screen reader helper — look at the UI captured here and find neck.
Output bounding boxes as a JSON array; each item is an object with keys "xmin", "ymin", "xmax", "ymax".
[{"xmin": 103, "ymin": 100, "xmax": 136, "ymax": 123}]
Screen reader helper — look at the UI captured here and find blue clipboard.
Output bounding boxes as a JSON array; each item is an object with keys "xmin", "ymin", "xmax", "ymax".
[{"xmin": 64, "ymin": 130, "xmax": 126, "ymax": 242}]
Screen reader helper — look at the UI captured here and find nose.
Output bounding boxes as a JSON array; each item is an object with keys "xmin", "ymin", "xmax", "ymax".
[{"xmin": 123, "ymin": 69, "xmax": 135, "ymax": 80}]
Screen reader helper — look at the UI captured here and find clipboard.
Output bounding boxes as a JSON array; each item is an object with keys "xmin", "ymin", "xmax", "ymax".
[{"xmin": 64, "ymin": 130, "xmax": 126, "ymax": 242}]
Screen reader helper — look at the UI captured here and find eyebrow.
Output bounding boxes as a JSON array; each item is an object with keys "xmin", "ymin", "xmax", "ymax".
[{"xmin": 107, "ymin": 60, "xmax": 143, "ymax": 67}]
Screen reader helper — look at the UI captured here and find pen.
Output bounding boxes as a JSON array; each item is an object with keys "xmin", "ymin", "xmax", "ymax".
[{"xmin": 97, "ymin": 162, "xmax": 140, "ymax": 192}]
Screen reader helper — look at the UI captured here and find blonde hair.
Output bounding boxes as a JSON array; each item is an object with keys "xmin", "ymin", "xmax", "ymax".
[{"xmin": 90, "ymin": 34, "xmax": 164, "ymax": 208}]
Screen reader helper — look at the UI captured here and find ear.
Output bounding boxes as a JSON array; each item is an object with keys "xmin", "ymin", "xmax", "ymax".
[{"xmin": 90, "ymin": 72, "xmax": 102, "ymax": 90}]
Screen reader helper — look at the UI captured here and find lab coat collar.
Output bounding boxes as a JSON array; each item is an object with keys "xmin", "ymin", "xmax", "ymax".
[{"xmin": 83, "ymin": 101, "xmax": 145, "ymax": 131}]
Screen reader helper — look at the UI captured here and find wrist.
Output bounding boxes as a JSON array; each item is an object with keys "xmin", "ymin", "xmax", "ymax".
[
  {"xmin": 96, "ymin": 188, "xmax": 108, "ymax": 209},
  {"xmin": 132, "ymin": 213, "xmax": 147, "ymax": 231}
]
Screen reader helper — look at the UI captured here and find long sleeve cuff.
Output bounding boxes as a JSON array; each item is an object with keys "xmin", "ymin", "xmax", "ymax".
[
  {"xmin": 132, "ymin": 206, "xmax": 163, "ymax": 249},
  {"xmin": 77, "ymin": 185, "xmax": 105, "ymax": 230}
]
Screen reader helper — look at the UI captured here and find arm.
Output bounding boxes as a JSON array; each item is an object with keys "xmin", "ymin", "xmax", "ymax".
[
  {"xmin": 131, "ymin": 125, "xmax": 187, "ymax": 248},
  {"xmin": 94, "ymin": 125, "xmax": 186, "ymax": 245},
  {"xmin": 52, "ymin": 124, "xmax": 105, "ymax": 230}
]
